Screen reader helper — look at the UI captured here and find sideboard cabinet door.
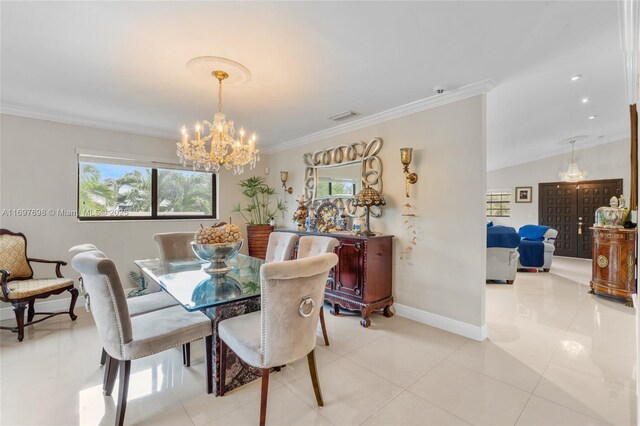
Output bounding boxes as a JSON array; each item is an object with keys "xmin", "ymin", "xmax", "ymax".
[{"xmin": 334, "ymin": 240, "xmax": 364, "ymax": 299}]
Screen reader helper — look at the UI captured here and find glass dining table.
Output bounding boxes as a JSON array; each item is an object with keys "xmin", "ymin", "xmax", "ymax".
[{"xmin": 135, "ymin": 254, "xmax": 265, "ymax": 396}]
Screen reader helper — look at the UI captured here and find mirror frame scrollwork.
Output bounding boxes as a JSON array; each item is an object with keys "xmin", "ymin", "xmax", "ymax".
[{"xmin": 303, "ymin": 138, "xmax": 383, "ymax": 218}]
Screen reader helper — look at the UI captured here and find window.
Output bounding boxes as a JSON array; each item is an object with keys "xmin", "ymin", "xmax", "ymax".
[
  {"xmin": 316, "ymin": 177, "xmax": 357, "ymax": 198},
  {"xmin": 78, "ymin": 161, "xmax": 216, "ymax": 220},
  {"xmin": 486, "ymin": 191, "xmax": 511, "ymax": 217}
]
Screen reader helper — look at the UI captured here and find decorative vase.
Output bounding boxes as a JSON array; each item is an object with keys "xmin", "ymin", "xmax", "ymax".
[
  {"xmin": 246, "ymin": 225, "xmax": 274, "ymax": 259},
  {"xmin": 594, "ymin": 196, "xmax": 629, "ymax": 229}
]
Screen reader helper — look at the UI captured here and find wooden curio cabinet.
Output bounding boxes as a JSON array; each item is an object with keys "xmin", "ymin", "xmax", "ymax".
[
  {"xmin": 589, "ymin": 228, "xmax": 637, "ymax": 306},
  {"xmin": 280, "ymin": 230, "xmax": 393, "ymax": 327}
]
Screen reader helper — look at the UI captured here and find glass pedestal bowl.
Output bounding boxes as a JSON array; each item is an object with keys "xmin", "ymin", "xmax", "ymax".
[{"xmin": 191, "ymin": 240, "xmax": 243, "ymax": 278}]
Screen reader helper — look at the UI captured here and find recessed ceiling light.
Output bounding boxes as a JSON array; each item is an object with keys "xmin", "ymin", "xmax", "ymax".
[
  {"xmin": 588, "ymin": 115, "xmax": 597, "ymax": 120},
  {"xmin": 581, "ymin": 97, "xmax": 590, "ymax": 103},
  {"xmin": 571, "ymin": 75, "xmax": 582, "ymax": 81}
]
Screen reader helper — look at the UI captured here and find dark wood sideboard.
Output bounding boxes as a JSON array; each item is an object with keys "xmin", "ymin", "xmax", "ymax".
[
  {"xmin": 275, "ymin": 229, "xmax": 394, "ymax": 327},
  {"xmin": 589, "ymin": 227, "xmax": 637, "ymax": 306}
]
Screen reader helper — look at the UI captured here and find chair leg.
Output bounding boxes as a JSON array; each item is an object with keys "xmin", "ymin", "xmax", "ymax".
[
  {"xmin": 319, "ymin": 308, "xmax": 329, "ymax": 346},
  {"xmin": 104, "ymin": 355, "xmax": 119, "ymax": 396},
  {"xmin": 68, "ymin": 287, "xmax": 79, "ymax": 321},
  {"xmin": 27, "ymin": 300, "xmax": 35, "ymax": 323},
  {"xmin": 205, "ymin": 335, "xmax": 212, "ymax": 394},
  {"xmin": 260, "ymin": 368, "xmax": 270, "ymax": 426},
  {"xmin": 182, "ymin": 342, "xmax": 191, "ymax": 367},
  {"xmin": 307, "ymin": 349, "xmax": 324, "ymax": 407},
  {"xmin": 12, "ymin": 302, "xmax": 26, "ymax": 342},
  {"xmin": 100, "ymin": 348, "xmax": 107, "ymax": 366},
  {"xmin": 115, "ymin": 360, "xmax": 131, "ymax": 426},
  {"xmin": 219, "ymin": 338, "xmax": 227, "ymax": 396}
]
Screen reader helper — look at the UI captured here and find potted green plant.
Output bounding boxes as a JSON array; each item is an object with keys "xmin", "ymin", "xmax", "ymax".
[{"xmin": 232, "ymin": 176, "xmax": 286, "ymax": 259}]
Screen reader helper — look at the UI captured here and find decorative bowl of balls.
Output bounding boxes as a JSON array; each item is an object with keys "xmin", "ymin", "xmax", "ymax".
[{"xmin": 191, "ymin": 222, "xmax": 243, "ymax": 277}]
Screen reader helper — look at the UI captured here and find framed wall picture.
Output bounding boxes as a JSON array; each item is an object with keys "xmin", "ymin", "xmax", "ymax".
[{"xmin": 515, "ymin": 186, "xmax": 532, "ymax": 203}]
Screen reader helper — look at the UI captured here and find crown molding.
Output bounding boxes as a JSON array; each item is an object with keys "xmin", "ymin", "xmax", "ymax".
[
  {"xmin": 0, "ymin": 103, "xmax": 175, "ymax": 140},
  {"xmin": 2, "ymin": 78, "xmax": 496, "ymax": 152},
  {"xmin": 262, "ymin": 79, "xmax": 497, "ymax": 155},
  {"xmin": 620, "ymin": 0, "xmax": 639, "ymax": 105}
]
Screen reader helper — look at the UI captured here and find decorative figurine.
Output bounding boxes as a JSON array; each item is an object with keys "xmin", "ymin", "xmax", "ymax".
[
  {"xmin": 292, "ymin": 195, "xmax": 309, "ymax": 231},
  {"xmin": 336, "ymin": 214, "xmax": 348, "ymax": 231},
  {"xmin": 594, "ymin": 195, "xmax": 629, "ymax": 228}
]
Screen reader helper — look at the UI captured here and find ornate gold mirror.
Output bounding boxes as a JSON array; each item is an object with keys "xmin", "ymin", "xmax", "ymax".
[{"xmin": 303, "ymin": 138, "xmax": 383, "ymax": 217}]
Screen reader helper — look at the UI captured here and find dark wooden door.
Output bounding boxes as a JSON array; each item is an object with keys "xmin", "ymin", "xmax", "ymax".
[
  {"xmin": 539, "ymin": 183, "xmax": 578, "ymax": 257},
  {"xmin": 539, "ymin": 179, "xmax": 623, "ymax": 259},
  {"xmin": 576, "ymin": 180, "xmax": 622, "ymax": 258}
]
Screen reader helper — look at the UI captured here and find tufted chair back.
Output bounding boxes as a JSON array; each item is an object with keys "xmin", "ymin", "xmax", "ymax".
[
  {"xmin": 259, "ymin": 253, "xmax": 338, "ymax": 367},
  {"xmin": 71, "ymin": 251, "xmax": 132, "ymax": 359},
  {"xmin": 265, "ymin": 232, "xmax": 299, "ymax": 263},
  {"xmin": 0, "ymin": 229, "xmax": 33, "ymax": 281},
  {"xmin": 296, "ymin": 236, "xmax": 339, "ymax": 259},
  {"xmin": 153, "ymin": 232, "xmax": 196, "ymax": 261}
]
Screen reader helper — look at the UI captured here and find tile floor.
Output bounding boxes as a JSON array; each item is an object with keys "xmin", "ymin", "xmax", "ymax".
[{"xmin": 0, "ymin": 257, "xmax": 636, "ymax": 425}]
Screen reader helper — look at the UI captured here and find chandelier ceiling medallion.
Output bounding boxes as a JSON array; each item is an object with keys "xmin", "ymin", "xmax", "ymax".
[
  {"xmin": 559, "ymin": 139, "xmax": 587, "ymax": 182},
  {"xmin": 177, "ymin": 67, "xmax": 259, "ymax": 174}
]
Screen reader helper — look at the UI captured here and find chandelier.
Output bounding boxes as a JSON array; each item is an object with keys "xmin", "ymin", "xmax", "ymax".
[
  {"xmin": 177, "ymin": 70, "xmax": 259, "ymax": 174},
  {"xmin": 559, "ymin": 139, "xmax": 587, "ymax": 182}
]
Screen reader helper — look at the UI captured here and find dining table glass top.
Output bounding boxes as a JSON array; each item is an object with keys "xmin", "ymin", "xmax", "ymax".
[{"xmin": 135, "ymin": 254, "xmax": 264, "ymax": 311}]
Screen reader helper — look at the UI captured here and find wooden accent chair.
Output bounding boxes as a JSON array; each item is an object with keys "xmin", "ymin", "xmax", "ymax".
[
  {"xmin": 297, "ymin": 235, "xmax": 339, "ymax": 346},
  {"xmin": 219, "ymin": 253, "xmax": 338, "ymax": 426},
  {"xmin": 265, "ymin": 231, "xmax": 299, "ymax": 263},
  {"xmin": 0, "ymin": 229, "xmax": 79, "ymax": 341},
  {"xmin": 71, "ymin": 250, "xmax": 213, "ymax": 426}
]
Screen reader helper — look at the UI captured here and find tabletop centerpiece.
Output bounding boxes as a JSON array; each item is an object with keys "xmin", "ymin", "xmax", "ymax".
[{"xmin": 191, "ymin": 222, "xmax": 243, "ymax": 277}]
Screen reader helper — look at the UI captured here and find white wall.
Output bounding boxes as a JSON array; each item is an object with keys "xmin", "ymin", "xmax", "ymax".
[
  {"xmin": 0, "ymin": 114, "xmax": 258, "ymax": 295},
  {"xmin": 487, "ymin": 138, "xmax": 631, "ymax": 230},
  {"xmin": 265, "ymin": 95, "xmax": 487, "ymax": 338}
]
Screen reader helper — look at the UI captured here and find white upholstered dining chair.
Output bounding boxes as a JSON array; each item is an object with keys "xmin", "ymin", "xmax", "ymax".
[
  {"xmin": 153, "ymin": 232, "xmax": 197, "ymax": 260},
  {"xmin": 264, "ymin": 232, "xmax": 299, "ymax": 263},
  {"xmin": 68, "ymin": 244, "xmax": 181, "ymax": 365},
  {"xmin": 296, "ymin": 235, "xmax": 339, "ymax": 346},
  {"xmin": 218, "ymin": 253, "xmax": 338, "ymax": 426},
  {"xmin": 71, "ymin": 250, "xmax": 213, "ymax": 426}
]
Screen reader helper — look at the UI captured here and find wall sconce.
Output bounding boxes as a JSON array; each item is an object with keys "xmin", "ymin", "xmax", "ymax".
[
  {"xmin": 280, "ymin": 171, "xmax": 293, "ymax": 194},
  {"xmin": 400, "ymin": 148, "xmax": 418, "ymax": 197}
]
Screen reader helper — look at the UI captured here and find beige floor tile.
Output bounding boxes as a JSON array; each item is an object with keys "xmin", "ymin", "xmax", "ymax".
[
  {"xmin": 550, "ymin": 325, "xmax": 636, "ymax": 382},
  {"xmin": 205, "ymin": 385, "xmax": 331, "ymax": 426},
  {"xmin": 272, "ymin": 345, "xmax": 341, "ymax": 386},
  {"xmin": 533, "ymin": 363, "xmax": 636, "ymax": 425},
  {"xmin": 286, "ymin": 357, "xmax": 403, "ymax": 426},
  {"xmin": 345, "ymin": 336, "xmax": 442, "ymax": 388},
  {"xmin": 447, "ymin": 339, "xmax": 547, "ymax": 392},
  {"xmin": 362, "ymin": 391, "xmax": 470, "ymax": 425},
  {"xmin": 408, "ymin": 360, "xmax": 530, "ymax": 426},
  {"xmin": 516, "ymin": 396, "xmax": 609, "ymax": 426}
]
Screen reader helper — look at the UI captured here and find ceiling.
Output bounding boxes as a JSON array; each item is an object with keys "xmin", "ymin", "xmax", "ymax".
[{"xmin": 0, "ymin": 1, "xmax": 628, "ymax": 167}]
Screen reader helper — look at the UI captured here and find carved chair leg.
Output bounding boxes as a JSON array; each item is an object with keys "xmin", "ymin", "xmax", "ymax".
[
  {"xmin": 182, "ymin": 342, "xmax": 191, "ymax": 367},
  {"xmin": 319, "ymin": 308, "xmax": 329, "ymax": 346},
  {"xmin": 205, "ymin": 335, "xmax": 213, "ymax": 394},
  {"xmin": 27, "ymin": 300, "xmax": 35, "ymax": 323},
  {"xmin": 68, "ymin": 287, "xmax": 79, "ymax": 321},
  {"xmin": 12, "ymin": 302, "xmax": 26, "ymax": 342},
  {"xmin": 219, "ymin": 339, "xmax": 227, "ymax": 396},
  {"xmin": 115, "ymin": 360, "xmax": 131, "ymax": 426},
  {"xmin": 104, "ymin": 355, "xmax": 119, "ymax": 396},
  {"xmin": 100, "ymin": 348, "xmax": 107, "ymax": 366},
  {"xmin": 307, "ymin": 349, "xmax": 324, "ymax": 407},
  {"xmin": 260, "ymin": 368, "xmax": 270, "ymax": 426}
]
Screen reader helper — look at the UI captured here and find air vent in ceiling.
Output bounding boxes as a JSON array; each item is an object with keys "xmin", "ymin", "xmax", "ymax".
[{"xmin": 328, "ymin": 110, "xmax": 359, "ymax": 121}]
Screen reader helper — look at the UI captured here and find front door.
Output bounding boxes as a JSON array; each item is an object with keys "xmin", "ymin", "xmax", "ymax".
[{"xmin": 539, "ymin": 179, "xmax": 623, "ymax": 259}]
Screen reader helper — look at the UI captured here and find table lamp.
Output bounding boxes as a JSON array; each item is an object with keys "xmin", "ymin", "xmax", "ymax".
[{"xmin": 352, "ymin": 186, "xmax": 386, "ymax": 236}]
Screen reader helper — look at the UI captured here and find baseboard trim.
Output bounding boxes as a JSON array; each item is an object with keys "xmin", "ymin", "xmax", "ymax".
[
  {"xmin": 1, "ymin": 296, "xmax": 86, "ymax": 321},
  {"xmin": 394, "ymin": 303, "xmax": 487, "ymax": 341}
]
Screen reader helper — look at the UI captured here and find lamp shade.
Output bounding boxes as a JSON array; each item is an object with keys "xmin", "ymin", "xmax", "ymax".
[{"xmin": 353, "ymin": 187, "xmax": 386, "ymax": 207}]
